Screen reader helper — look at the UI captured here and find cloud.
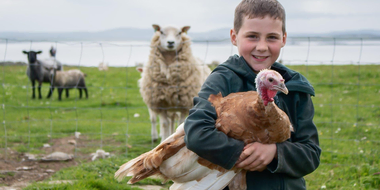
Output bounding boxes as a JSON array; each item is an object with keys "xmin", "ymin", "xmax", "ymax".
[{"xmin": 0, "ymin": 0, "xmax": 379, "ymax": 33}]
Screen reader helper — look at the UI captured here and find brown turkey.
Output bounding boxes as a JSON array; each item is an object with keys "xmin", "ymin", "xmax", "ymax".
[{"xmin": 115, "ymin": 69, "xmax": 293, "ymax": 190}]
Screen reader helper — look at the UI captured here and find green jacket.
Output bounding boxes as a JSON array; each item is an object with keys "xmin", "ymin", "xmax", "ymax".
[{"xmin": 184, "ymin": 55, "xmax": 321, "ymax": 190}]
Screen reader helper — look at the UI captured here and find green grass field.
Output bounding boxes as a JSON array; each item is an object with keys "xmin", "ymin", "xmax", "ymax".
[{"xmin": 1, "ymin": 64, "xmax": 379, "ymax": 189}]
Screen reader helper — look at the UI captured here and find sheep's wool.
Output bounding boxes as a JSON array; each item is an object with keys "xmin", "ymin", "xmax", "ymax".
[{"xmin": 139, "ymin": 31, "xmax": 210, "ymax": 111}]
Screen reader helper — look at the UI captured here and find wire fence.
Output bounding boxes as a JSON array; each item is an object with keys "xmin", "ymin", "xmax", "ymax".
[{"xmin": 0, "ymin": 37, "xmax": 380, "ymax": 169}]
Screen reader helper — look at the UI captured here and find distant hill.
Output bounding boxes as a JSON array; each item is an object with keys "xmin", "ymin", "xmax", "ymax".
[
  {"xmin": 1, "ymin": 28, "xmax": 379, "ymax": 41},
  {"xmin": 289, "ymin": 29, "xmax": 380, "ymax": 38}
]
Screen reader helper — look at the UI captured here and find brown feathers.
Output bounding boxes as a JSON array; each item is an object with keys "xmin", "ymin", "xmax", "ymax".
[
  {"xmin": 115, "ymin": 69, "xmax": 293, "ymax": 190},
  {"xmin": 208, "ymin": 90, "xmax": 293, "ymax": 145},
  {"xmin": 115, "ymin": 126, "xmax": 186, "ymax": 184}
]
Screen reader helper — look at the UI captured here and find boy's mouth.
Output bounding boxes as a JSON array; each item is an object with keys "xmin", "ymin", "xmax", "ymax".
[{"xmin": 252, "ymin": 55, "xmax": 269, "ymax": 60}]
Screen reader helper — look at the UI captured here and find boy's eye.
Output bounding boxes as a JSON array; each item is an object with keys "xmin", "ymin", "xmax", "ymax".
[
  {"xmin": 268, "ymin": 36, "xmax": 279, "ymax": 40},
  {"xmin": 247, "ymin": 35, "xmax": 258, "ymax": 39}
]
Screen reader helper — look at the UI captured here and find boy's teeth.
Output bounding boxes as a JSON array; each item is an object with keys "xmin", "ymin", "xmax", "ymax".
[{"xmin": 254, "ymin": 56, "xmax": 266, "ymax": 59}]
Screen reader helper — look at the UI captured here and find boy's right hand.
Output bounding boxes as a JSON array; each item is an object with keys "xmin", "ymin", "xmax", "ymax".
[{"xmin": 235, "ymin": 142, "xmax": 277, "ymax": 171}]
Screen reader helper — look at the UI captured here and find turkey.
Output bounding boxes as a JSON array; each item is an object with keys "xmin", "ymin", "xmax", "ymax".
[{"xmin": 115, "ymin": 69, "xmax": 293, "ymax": 190}]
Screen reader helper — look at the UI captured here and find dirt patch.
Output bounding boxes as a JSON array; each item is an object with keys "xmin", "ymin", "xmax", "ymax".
[{"xmin": 0, "ymin": 135, "xmax": 112, "ymax": 190}]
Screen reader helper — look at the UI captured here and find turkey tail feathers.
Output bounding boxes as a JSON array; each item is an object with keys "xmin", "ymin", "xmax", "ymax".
[
  {"xmin": 170, "ymin": 170, "xmax": 237, "ymax": 190},
  {"xmin": 115, "ymin": 123, "xmax": 186, "ymax": 184},
  {"xmin": 114, "ymin": 152, "xmax": 159, "ymax": 184}
]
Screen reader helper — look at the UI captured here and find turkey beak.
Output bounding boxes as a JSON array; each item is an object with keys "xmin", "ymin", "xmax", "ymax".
[{"xmin": 273, "ymin": 83, "xmax": 288, "ymax": 95}]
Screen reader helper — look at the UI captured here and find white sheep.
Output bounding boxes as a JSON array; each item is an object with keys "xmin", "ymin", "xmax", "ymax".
[
  {"xmin": 39, "ymin": 46, "xmax": 63, "ymax": 71},
  {"xmin": 98, "ymin": 62, "xmax": 109, "ymax": 71},
  {"xmin": 139, "ymin": 24, "xmax": 211, "ymax": 142},
  {"xmin": 137, "ymin": 67, "xmax": 180, "ymax": 141},
  {"xmin": 48, "ymin": 69, "xmax": 88, "ymax": 101}
]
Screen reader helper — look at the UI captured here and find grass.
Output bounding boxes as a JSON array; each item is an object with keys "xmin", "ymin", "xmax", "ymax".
[{"xmin": 1, "ymin": 64, "xmax": 380, "ymax": 189}]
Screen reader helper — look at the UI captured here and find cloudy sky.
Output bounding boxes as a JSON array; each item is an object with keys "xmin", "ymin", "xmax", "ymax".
[{"xmin": 1, "ymin": 0, "xmax": 379, "ymax": 34}]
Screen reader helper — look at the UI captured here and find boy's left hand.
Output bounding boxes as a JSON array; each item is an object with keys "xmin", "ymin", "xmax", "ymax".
[{"xmin": 235, "ymin": 142, "xmax": 277, "ymax": 171}]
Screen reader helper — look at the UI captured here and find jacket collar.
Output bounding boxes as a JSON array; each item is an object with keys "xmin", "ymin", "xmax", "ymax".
[{"xmin": 218, "ymin": 55, "xmax": 315, "ymax": 96}]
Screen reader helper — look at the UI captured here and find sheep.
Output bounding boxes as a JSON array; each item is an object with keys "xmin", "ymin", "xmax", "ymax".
[
  {"xmin": 138, "ymin": 24, "xmax": 211, "ymax": 142},
  {"xmin": 47, "ymin": 69, "xmax": 88, "ymax": 101},
  {"xmin": 42, "ymin": 46, "xmax": 70, "ymax": 98},
  {"xmin": 39, "ymin": 46, "xmax": 64, "ymax": 71},
  {"xmin": 23, "ymin": 48, "xmax": 66, "ymax": 99},
  {"xmin": 98, "ymin": 62, "xmax": 109, "ymax": 71},
  {"xmin": 23, "ymin": 50, "xmax": 53, "ymax": 99},
  {"xmin": 136, "ymin": 67, "xmax": 180, "ymax": 142}
]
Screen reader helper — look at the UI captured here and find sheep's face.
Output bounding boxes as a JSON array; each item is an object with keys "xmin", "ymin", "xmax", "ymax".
[
  {"xmin": 22, "ymin": 50, "xmax": 42, "ymax": 63},
  {"xmin": 49, "ymin": 47, "xmax": 56, "ymax": 57},
  {"xmin": 153, "ymin": 24, "xmax": 190, "ymax": 52}
]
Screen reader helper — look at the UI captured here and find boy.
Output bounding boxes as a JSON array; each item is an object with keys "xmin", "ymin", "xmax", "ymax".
[{"xmin": 184, "ymin": 0, "xmax": 321, "ymax": 189}]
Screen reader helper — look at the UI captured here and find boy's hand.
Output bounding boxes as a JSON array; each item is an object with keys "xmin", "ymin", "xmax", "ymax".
[{"xmin": 235, "ymin": 142, "xmax": 277, "ymax": 171}]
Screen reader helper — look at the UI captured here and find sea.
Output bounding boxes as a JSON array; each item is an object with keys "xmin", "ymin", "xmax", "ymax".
[{"xmin": 1, "ymin": 38, "xmax": 379, "ymax": 67}]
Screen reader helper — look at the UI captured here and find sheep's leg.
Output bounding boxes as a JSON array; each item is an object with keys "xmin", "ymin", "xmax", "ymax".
[
  {"xmin": 31, "ymin": 80, "xmax": 36, "ymax": 99},
  {"xmin": 66, "ymin": 89, "xmax": 69, "ymax": 98},
  {"xmin": 78, "ymin": 88, "xmax": 82, "ymax": 99},
  {"xmin": 169, "ymin": 112, "xmax": 176, "ymax": 136},
  {"xmin": 148, "ymin": 108, "xmax": 158, "ymax": 142},
  {"xmin": 38, "ymin": 81, "xmax": 43, "ymax": 99},
  {"xmin": 47, "ymin": 86, "xmax": 54, "ymax": 98},
  {"xmin": 159, "ymin": 111, "xmax": 169, "ymax": 143},
  {"xmin": 84, "ymin": 88, "xmax": 88, "ymax": 99},
  {"xmin": 57, "ymin": 88, "xmax": 63, "ymax": 101},
  {"xmin": 179, "ymin": 110, "xmax": 187, "ymax": 125}
]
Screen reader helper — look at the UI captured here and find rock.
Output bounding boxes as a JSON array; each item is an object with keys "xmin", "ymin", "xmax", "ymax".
[
  {"xmin": 41, "ymin": 152, "xmax": 73, "ymax": 162},
  {"xmin": 43, "ymin": 144, "xmax": 51, "ymax": 148},
  {"xmin": 90, "ymin": 149, "xmax": 110, "ymax": 161},
  {"xmin": 16, "ymin": 166, "xmax": 34, "ymax": 171},
  {"xmin": 68, "ymin": 140, "xmax": 76, "ymax": 145},
  {"xmin": 24, "ymin": 153, "xmax": 37, "ymax": 161},
  {"xmin": 74, "ymin": 132, "xmax": 81, "ymax": 139}
]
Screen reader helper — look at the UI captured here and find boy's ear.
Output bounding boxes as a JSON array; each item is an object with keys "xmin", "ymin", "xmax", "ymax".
[
  {"xmin": 230, "ymin": 29, "xmax": 237, "ymax": 46},
  {"xmin": 281, "ymin": 32, "xmax": 287, "ymax": 47}
]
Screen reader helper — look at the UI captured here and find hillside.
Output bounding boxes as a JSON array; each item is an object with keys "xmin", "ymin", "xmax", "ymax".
[{"xmin": 1, "ymin": 28, "xmax": 380, "ymax": 41}]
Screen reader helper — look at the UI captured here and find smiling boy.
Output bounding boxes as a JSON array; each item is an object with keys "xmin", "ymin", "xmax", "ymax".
[
  {"xmin": 184, "ymin": 0, "xmax": 321, "ymax": 189},
  {"xmin": 231, "ymin": 15, "xmax": 285, "ymax": 73}
]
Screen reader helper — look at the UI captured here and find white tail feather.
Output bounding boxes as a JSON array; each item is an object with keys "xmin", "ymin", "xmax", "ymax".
[
  {"xmin": 115, "ymin": 122, "xmax": 238, "ymax": 189},
  {"xmin": 170, "ymin": 170, "xmax": 237, "ymax": 190},
  {"xmin": 114, "ymin": 152, "xmax": 147, "ymax": 181},
  {"xmin": 115, "ymin": 123, "xmax": 185, "ymax": 181}
]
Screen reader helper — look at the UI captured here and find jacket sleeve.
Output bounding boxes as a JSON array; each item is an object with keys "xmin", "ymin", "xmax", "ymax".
[
  {"xmin": 184, "ymin": 70, "xmax": 245, "ymax": 170},
  {"xmin": 267, "ymin": 92, "xmax": 321, "ymax": 177}
]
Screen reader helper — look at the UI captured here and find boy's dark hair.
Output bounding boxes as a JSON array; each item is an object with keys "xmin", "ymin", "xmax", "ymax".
[{"xmin": 234, "ymin": 0, "xmax": 286, "ymax": 34}]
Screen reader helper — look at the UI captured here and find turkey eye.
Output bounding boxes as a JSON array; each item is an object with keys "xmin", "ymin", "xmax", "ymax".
[
  {"xmin": 268, "ymin": 78, "xmax": 274, "ymax": 82},
  {"xmin": 160, "ymin": 31, "xmax": 164, "ymax": 34}
]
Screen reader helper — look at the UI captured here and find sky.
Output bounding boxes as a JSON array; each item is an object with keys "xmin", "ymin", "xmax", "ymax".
[{"xmin": 1, "ymin": 0, "xmax": 380, "ymax": 34}]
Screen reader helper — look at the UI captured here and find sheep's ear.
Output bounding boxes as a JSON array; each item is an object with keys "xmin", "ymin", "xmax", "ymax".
[
  {"xmin": 136, "ymin": 67, "xmax": 143, "ymax": 73},
  {"xmin": 152, "ymin": 24, "xmax": 161, "ymax": 32},
  {"xmin": 22, "ymin": 51, "xmax": 28, "ymax": 54},
  {"xmin": 36, "ymin": 51, "xmax": 42, "ymax": 54},
  {"xmin": 181, "ymin": 26, "xmax": 190, "ymax": 34}
]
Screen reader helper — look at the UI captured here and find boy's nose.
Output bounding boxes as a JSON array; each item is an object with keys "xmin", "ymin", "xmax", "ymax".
[{"xmin": 256, "ymin": 39, "xmax": 268, "ymax": 52}]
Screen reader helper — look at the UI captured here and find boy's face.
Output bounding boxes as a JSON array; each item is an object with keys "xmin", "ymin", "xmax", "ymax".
[{"xmin": 230, "ymin": 15, "xmax": 287, "ymax": 73}]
